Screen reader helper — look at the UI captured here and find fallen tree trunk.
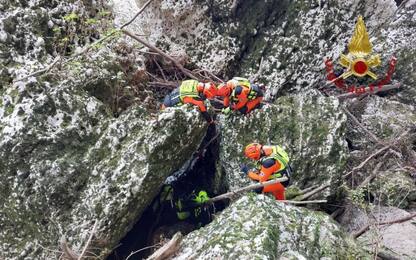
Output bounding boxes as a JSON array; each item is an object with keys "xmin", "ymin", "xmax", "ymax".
[{"xmin": 293, "ymin": 183, "xmax": 330, "ymax": 201}]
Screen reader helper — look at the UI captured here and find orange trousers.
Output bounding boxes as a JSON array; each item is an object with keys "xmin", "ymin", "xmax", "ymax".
[
  {"xmin": 262, "ymin": 181, "xmax": 285, "ymax": 200},
  {"xmin": 238, "ymin": 97, "xmax": 263, "ymax": 114}
]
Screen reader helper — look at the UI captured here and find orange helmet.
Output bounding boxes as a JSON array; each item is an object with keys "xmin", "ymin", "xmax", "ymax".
[
  {"xmin": 203, "ymin": 82, "xmax": 217, "ymax": 99},
  {"xmin": 244, "ymin": 143, "xmax": 262, "ymax": 160}
]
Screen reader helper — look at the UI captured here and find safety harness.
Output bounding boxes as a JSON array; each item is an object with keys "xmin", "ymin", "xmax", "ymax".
[
  {"xmin": 230, "ymin": 77, "xmax": 258, "ymax": 103},
  {"xmin": 260, "ymin": 145, "xmax": 290, "ymax": 179}
]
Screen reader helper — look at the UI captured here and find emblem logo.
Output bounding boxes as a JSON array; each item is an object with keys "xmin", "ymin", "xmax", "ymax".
[{"xmin": 324, "ymin": 16, "xmax": 397, "ymax": 95}]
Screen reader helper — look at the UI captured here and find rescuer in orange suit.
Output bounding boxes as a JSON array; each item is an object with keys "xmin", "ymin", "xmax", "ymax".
[
  {"xmin": 216, "ymin": 77, "xmax": 263, "ymax": 114},
  {"xmin": 162, "ymin": 79, "xmax": 218, "ymax": 123},
  {"xmin": 243, "ymin": 143, "xmax": 292, "ymax": 200}
]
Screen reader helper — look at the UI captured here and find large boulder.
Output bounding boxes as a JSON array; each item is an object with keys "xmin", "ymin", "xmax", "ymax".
[
  {"xmin": 339, "ymin": 206, "xmax": 416, "ymax": 259},
  {"xmin": 217, "ymin": 90, "xmax": 348, "ymax": 200},
  {"xmin": 0, "ymin": 77, "xmax": 207, "ymax": 258},
  {"xmin": 176, "ymin": 194, "xmax": 368, "ymax": 259}
]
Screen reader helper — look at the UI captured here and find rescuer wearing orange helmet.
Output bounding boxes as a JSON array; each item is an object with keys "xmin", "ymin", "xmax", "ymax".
[
  {"xmin": 243, "ymin": 143, "xmax": 292, "ymax": 200},
  {"xmin": 162, "ymin": 79, "xmax": 218, "ymax": 123},
  {"xmin": 217, "ymin": 77, "xmax": 263, "ymax": 114}
]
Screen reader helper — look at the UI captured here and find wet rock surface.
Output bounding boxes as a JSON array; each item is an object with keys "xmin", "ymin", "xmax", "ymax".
[{"xmin": 176, "ymin": 194, "xmax": 368, "ymax": 259}]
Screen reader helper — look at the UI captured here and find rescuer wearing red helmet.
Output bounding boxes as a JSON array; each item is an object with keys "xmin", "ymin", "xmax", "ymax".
[
  {"xmin": 217, "ymin": 77, "xmax": 263, "ymax": 114},
  {"xmin": 162, "ymin": 79, "xmax": 218, "ymax": 123},
  {"xmin": 243, "ymin": 143, "xmax": 292, "ymax": 200}
]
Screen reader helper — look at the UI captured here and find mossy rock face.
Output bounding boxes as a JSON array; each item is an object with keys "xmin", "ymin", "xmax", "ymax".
[
  {"xmin": 176, "ymin": 195, "xmax": 368, "ymax": 259},
  {"xmin": 0, "ymin": 76, "xmax": 207, "ymax": 258},
  {"xmin": 370, "ymin": 171, "xmax": 416, "ymax": 209},
  {"xmin": 0, "ymin": 0, "xmax": 112, "ymax": 87},
  {"xmin": 217, "ymin": 90, "xmax": 348, "ymax": 199}
]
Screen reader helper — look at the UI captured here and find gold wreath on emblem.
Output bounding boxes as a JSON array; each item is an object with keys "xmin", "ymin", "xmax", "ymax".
[{"xmin": 339, "ymin": 16, "xmax": 381, "ymax": 80}]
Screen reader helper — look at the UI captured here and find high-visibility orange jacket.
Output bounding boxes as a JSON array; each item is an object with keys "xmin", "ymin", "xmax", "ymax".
[
  {"xmin": 162, "ymin": 80, "xmax": 212, "ymax": 122},
  {"xmin": 248, "ymin": 145, "xmax": 290, "ymax": 200}
]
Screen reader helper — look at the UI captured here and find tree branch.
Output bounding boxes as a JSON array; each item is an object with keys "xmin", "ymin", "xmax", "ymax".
[
  {"xmin": 77, "ymin": 221, "xmax": 97, "ymax": 260},
  {"xmin": 357, "ymin": 161, "xmax": 383, "ymax": 188},
  {"xmin": 120, "ymin": 0, "xmax": 155, "ymax": 29},
  {"xmin": 122, "ymin": 29, "xmax": 198, "ymax": 80},
  {"xmin": 146, "ymin": 232, "xmax": 182, "ymax": 260},
  {"xmin": 14, "ymin": 56, "xmax": 61, "ymax": 82},
  {"xmin": 343, "ymin": 129, "xmax": 411, "ymax": 179},
  {"xmin": 60, "ymin": 237, "xmax": 79, "ymax": 260},
  {"xmin": 342, "ymin": 106, "xmax": 381, "ymax": 144},
  {"xmin": 293, "ymin": 183, "xmax": 330, "ymax": 201},
  {"xmin": 126, "ymin": 244, "xmax": 161, "ymax": 260},
  {"xmin": 344, "ymin": 146, "xmax": 390, "ymax": 179},
  {"xmin": 281, "ymin": 199, "xmax": 327, "ymax": 204},
  {"xmin": 352, "ymin": 212, "xmax": 416, "ymax": 239},
  {"xmin": 207, "ymin": 177, "xmax": 288, "ymax": 203}
]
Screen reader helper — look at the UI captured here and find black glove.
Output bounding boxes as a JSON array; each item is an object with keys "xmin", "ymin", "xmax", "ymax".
[
  {"xmin": 240, "ymin": 164, "xmax": 249, "ymax": 174},
  {"xmin": 254, "ymin": 187, "xmax": 263, "ymax": 194}
]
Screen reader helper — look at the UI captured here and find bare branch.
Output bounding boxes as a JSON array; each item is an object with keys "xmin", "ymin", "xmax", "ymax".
[
  {"xmin": 60, "ymin": 237, "xmax": 79, "ymax": 260},
  {"xmin": 297, "ymin": 184, "xmax": 319, "ymax": 195},
  {"xmin": 341, "ymin": 106, "xmax": 381, "ymax": 144},
  {"xmin": 344, "ymin": 146, "xmax": 390, "ymax": 179},
  {"xmin": 352, "ymin": 212, "xmax": 416, "ymax": 239},
  {"xmin": 343, "ymin": 130, "xmax": 411, "ymax": 179},
  {"xmin": 146, "ymin": 232, "xmax": 183, "ymax": 260},
  {"xmin": 293, "ymin": 183, "xmax": 330, "ymax": 201},
  {"xmin": 357, "ymin": 161, "xmax": 383, "ymax": 188},
  {"xmin": 78, "ymin": 221, "xmax": 97, "ymax": 260},
  {"xmin": 14, "ymin": 56, "xmax": 61, "ymax": 82},
  {"xmin": 126, "ymin": 243, "xmax": 161, "ymax": 260},
  {"xmin": 122, "ymin": 29, "xmax": 198, "ymax": 80},
  {"xmin": 120, "ymin": 0, "xmax": 155, "ymax": 29},
  {"xmin": 281, "ymin": 199, "xmax": 328, "ymax": 204}
]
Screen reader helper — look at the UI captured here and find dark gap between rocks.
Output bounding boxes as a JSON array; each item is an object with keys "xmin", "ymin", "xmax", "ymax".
[{"xmin": 108, "ymin": 124, "xmax": 228, "ymax": 260}]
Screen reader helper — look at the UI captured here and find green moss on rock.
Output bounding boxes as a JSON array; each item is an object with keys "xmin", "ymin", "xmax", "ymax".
[{"xmin": 176, "ymin": 195, "xmax": 368, "ymax": 259}]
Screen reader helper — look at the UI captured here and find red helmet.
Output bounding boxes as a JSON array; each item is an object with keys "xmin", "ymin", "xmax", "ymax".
[
  {"xmin": 203, "ymin": 82, "xmax": 217, "ymax": 99},
  {"xmin": 244, "ymin": 143, "xmax": 262, "ymax": 160}
]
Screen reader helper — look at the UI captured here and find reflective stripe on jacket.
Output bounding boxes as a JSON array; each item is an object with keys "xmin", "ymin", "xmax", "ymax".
[{"xmin": 179, "ymin": 80, "xmax": 200, "ymax": 102}]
